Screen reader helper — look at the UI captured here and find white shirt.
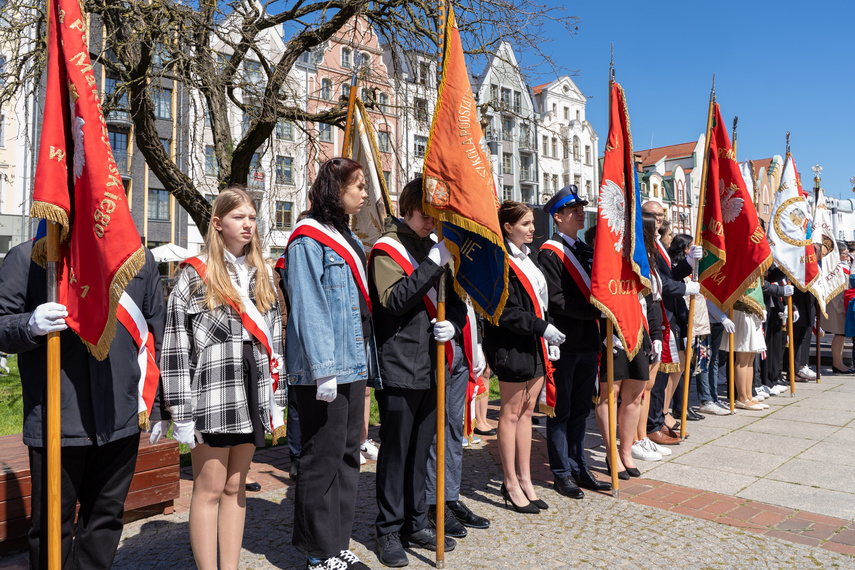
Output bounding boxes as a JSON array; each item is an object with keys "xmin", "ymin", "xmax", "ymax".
[
  {"xmin": 508, "ymin": 241, "xmax": 548, "ymax": 316},
  {"xmin": 224, "ymin": 249, "xmax": 251, "ymax": 341},
  {"xmin": 558, "ymin": 232, "xmax": 577, "ymax": 250}
]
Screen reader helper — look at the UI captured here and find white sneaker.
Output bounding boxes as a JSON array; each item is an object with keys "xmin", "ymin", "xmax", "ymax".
[
  {"xmin": 631, "ymin": 440, "xmax": 662, "ymax": 461},
  {"xmin": 644, "ymin": 437, "xmax": 672, "ymax": 456},
  {"xmin": 360, "ymin": 452, "xmax": 367, "ymax": 465},
  {"xmin": 360, "ymin": 439, "xmax": 379, "ymax": 461},
  {"xmin": 770, "ymin": 385, "xmax": 787, "ymax": 395},
  {"xmin": 698, "ymin": 401, "xmax": 730, "ymax": 416},
  {"xmin": 753, "ymin": 392, "xmax": 766, "ymax": 401},
  {"xmin": 799, "ymin": 365, "xmax": 817, "ymax": 379}
]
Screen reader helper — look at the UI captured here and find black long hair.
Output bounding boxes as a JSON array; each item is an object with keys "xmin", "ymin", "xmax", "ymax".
[
  {"xmin": 669, "ymin": 233, "xmax": 693, "ymax": 265},
  {"xmin": 306, "ymin": 157, "xmax": 363, "ymax": 234},
  {"xmin": 642, "ymin": 217, "xmax": 659, "ymax": 279}
]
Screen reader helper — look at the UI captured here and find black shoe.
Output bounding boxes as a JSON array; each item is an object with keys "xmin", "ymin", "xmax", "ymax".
[
  {"xmin": 625, "ymin": 466, "xmax": 641, "ymax": 477},
  {"xmin": 245, "ymin": 481, "xmax": 262, "ymax": 492},
  {"xmin": 428, "ymin": 504, "xmax": 467, "ymax": 538},
  {"xmin": 376, "ymin": 532, "xmax": 408, "ymax": 567},
  {"xmin": 290, "ymin": 459, "xmax": 299, "ymax": 481},
  {"xmin": 553, "ymin": 476, "xmax": 584, "ymax": 499},
  {"xmin": 499, "ymin": 483, "xmax": 540, "ymax": 513},
  {"xmin": 574, "ymin": 467, "xmax": 612, "ymax": 492},
  {"xmin": 674, "ymin": 408, "xmax": 704, "ymax": 421},
  {"xmin": 520, "ymin": 489, "xmax": 549, "ymax": 510},
  {"xmin": 402, "ymin": 526, "xmax": 456, "ymax": 552},
  {"xmin": 338, "ymin": 550, "xmax": 371, "ymax": 569},
  {"xmin": 605, "ymin": 459, "xmax": 630, "ymax": 480},
  {"xmin": 473, "ymin": 427, "xmax": 497, "ymax": 436},
  {"xmin": 448, "ymin": 500, "xmax": 490, "ymax": 529}
]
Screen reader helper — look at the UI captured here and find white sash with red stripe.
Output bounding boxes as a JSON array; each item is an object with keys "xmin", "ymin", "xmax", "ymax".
[
  {"xmin": 288, "ymin": 218, "xmax": 372, "ymax": 313},
  {"xmin": 183, "ymin": 256, "xmax": 285, "ymax": 431},
  {"xmin": 116, "ymin": 292, "xmax": 159, "ymax": 428},
  {"xmin": 540, "ymin": 239, "xmax": 592, "ymax": 300},
  {"xmin": 656, "ymin": 240, "xmax": 671, "ymax": 268}
]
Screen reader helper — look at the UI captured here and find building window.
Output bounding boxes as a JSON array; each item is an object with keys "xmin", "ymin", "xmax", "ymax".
[
  {"xmin": 414, "ymin": 135, "xmax": 428, "ymax": 157},
  {"xmin": 653, "ymin": 183, "xmax": 659, "ymax": 198},
  {"xmin": 341, "ymin": 47, "xmax": 352, "ymax": 69},
  {"xmin": 152, "ymin": 87, "xmax": 172, "ymax": 119},
  {"xmin": 148, "ymin": 189, "xmax": 170, "ymax": 221},
  {"xmin": 275, "ymin": 201, "xmax": 293, "ymax": 230},
  {"xmin": 500, "ymin": 88, "xmax": 511, "ymax": 109},
  {"xmin": 542, "ymin": 136, "xmax": 549, "ymax": 156},
  {"xmin": 543, "ymin": 174, "xmax": 549, "ymax": 192},
  {"xmin": 552, "ymin": 103, "xmax": 557, "ymax": 115},
  {"xmin": 521, "ymin": 186, "xmax": 533, "ymax": 204},
  {"xmin": 520, "ymin": 156, "xmax": 532, "ymax": 181},
  {"xmin": 573, "ymin": 137, "xmax": 580, "ymax": 160},
  {"xmin": 342, "ymin": 84, "xmax": 351, "ymax": 99},
  {"xmin": 502, "ymin": 118, "xmax": 513, "ymax": 141},
  {"xmin": 320, "ymin": 78, "xmax": 332, "ymax": 100},
  {"xmin": 383, "ymin": 170, "xmax": 392, "ymax": 191},
  {"xmin": 563, "ymin": 174, "xmax": 570, "ymax": 187},
  {"xmin": 204, "ymin": 145, "xmax": 217, "ymax": 176},
  {"xmin": 502, "ymin": 153, "xmax": 513, "ymax": 175},
  {"xmin": 358, "ymin": 51, "xmax": 370, "ymax": 68},
  {"xmin": 378, "ymin": 131, "xmax": 391, "ymax": 153},
  {"xmin": 361, "ymin": 87, "xmax": 373, "ymax": 104},
  {"xmin": 552, "ymin": 174, "xmax": 559, "ymax": 191},
  {"xmin": 513, "ymin": 91, "xmax": 521, "ymax": 114},
  {"xmin": 490, "ymin": 84, "xmax": 498, "ymax": 102},
  {"xmin": 551, "ymin": 138, "xmax": 557, "ymax": 158},
  {"xmin": 244, "ymin": 60, "xmax": 261, "ymax": 84},
  {"xmin": 275, "ymin": 155, "xmax": 293, "ymax": 185},
  {"xmin": 564, "ymin": 107, "xmax": 569, "ymax": 121},
  {"xmin": 276, "ymin": 119, "xmax": 294, "ymax": 140},
  {"xmin": 319, "ymin": 123, "xmax": 332, "ymax": 143},
  {"xmin": 419, "ymin": 61, "xmax": 429, "ymax": 85},
  {"xmin": 576, "ymin": 110, "xmax": 581, "ymax": 121},
  {"xmin": 104, "ymin": 77, "xmax": 129, "ymax": 121},
  {"xmin": 585, "ymin": 180, "xmax": 592, "ymax": 198},
  {"xmin": 414, "ymin": 98, "xmax": 428, "ymax": 122},
  {"xmin": 563, "ymin": 140, "xmax": 570, "ymax": 159},
  {"xmin": 0, "ymin": 114, "xmax": 5, "ymax": 147},
  {"xmin": 377, "ymin": 92, "xmax": 388, "ymax": 114},
  {"xmin": 161, "ymin": 138, "xmax": 171, "ymax": 157},
  {"xmin": 109, "ymin": 131, "xmax": 128, "ymax": 173},
  {"xmin": 519, "ymin": 123, "xmax": 530, "ymax": 148},
  {"xmin": 503, "ymin": 186, "xmax": 513, "ymax": 201},
  {"xmin": 574, "ymin": 175, "xmax": 581, "ymax": 188},
  {"xmin": 585, "ymin": 145, "xmax": 592, "ymax": 165}
]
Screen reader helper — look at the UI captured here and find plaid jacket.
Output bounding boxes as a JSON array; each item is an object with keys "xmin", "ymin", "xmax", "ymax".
[{"xmin": 161, "ymin": 257, "xmax": 283, "ymax": 434}]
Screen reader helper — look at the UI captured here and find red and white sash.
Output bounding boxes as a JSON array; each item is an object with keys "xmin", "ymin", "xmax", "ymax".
[
  {"xmin": 656, "ymin": 240, "xmax": 671, "ymax": 269},
  {"xmin": 183, "ymin": 256, "xmax": 285, "ymax": 431},
  {"xmin": 116, "ymin": 292, "xmax": 159, "ymax": 429},
  {"xmin": 540, "ymin": 239, "xmax": 592, "ymax": 301},
  {"xmin": 507, "ymin": 255, "xmax": 556, "ymax": 416},
  {"xmin": 288, "ymin": 218, "xmax": 372, "ymax": 313}
]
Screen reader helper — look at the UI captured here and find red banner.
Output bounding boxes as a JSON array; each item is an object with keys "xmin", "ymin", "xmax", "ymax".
[{"xmin": 31, "ymin": 0, "xmax": 145, "ymax": 359}]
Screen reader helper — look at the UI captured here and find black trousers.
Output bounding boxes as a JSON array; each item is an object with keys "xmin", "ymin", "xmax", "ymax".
[
  {"xmin": 647, "ymin": 369, "xmax": 669, "ymax": 434},
  {"xmin": 292, "ymin": 380, "xmax": 365, "ymax": 559},
  {"xmin": 762, "ymin": 321, "xmax": 785, "ymax": 385},
  {"xmin": 546, "ymin": 352, "xmax": 598, "ymax": 479},
  {"xmin": 374, "ymin": 386, "xmax": 436, "ymax": 537},
  {"xmin": 28, "ymin": 434, "xmax": 138, "ymax": 570},
  {"xmin": 287, "ymin": 387, "xmax": 301, "ymax": 462},
  {"xmin": 793, "ymin": 325, "xmax": 811, "ymax": 368}
]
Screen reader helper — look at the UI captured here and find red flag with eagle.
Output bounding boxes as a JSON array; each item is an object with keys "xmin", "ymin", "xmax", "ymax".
[
  {"xmin": 31, "ymin": 0, "xmax": 145, "ymax": 359},
  {"xmin": 590, "ymin": 81, "xmax": 651, "ymax": 360},
  {"xmin": 697, "ymin": 104, "xmax": 772, "ymax": 309}
]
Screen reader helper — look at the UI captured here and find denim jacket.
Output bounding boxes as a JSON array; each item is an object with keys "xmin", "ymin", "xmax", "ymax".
[{"xmin": 281, "ymin": 227, "xmax": 381, "ymax": 388}]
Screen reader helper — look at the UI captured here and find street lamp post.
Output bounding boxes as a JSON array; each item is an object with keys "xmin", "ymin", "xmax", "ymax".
[{"xmin": 811, "ymin": 164, "xmax": 822, "ymax": 382}]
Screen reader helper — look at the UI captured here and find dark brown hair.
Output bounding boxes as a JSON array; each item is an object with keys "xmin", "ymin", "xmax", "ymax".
[
  {"xmin": 498, "ymin": 201, "xmax": 533, "ymax": 238},
  {"xmin": 307, "ymin": 157, "xmax": 363, "ymax": 233},
  {"xmin": 399, "ymin": 178, "xmax": 425, "ymax": 217}
]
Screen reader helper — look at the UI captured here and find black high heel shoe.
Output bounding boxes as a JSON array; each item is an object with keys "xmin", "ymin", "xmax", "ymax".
[
  {"xmin": 521, "ymin": 487, "xmax": 549, "ymax": 510},
  {"xmin": 500, "ymin": 483, "xmax": 540, "ymax": 514},
  {"xmin": 605, "ymin": 459, "xmax": 630, "ymax": 481}
]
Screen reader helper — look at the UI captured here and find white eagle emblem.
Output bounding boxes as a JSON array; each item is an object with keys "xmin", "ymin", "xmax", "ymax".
[
  {"xmin": 599, "ymin": 179, "xmax": 626, "ymax": 252},
  {"xmin": 719, "ymin": 179, "xmax": 744, "ymax": 224}
]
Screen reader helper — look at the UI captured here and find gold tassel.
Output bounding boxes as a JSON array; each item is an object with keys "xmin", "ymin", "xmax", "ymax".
[
  {"xmin": 538, "ymin": 403, "xmax": 556, "ymax": 418},
  {"xmin": 138, "ymin": 410, "xmax": 150, "ymax": 431},
  {"xmin": 272, "ymin": 425, "xmax": 287, "ymax": 445}
]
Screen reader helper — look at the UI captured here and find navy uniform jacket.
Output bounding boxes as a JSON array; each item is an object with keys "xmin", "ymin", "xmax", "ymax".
[
  {"xmin": 0, "ymin": 240, "xmax": 166, "ymax": 448},
  {"xmin": 655, "ymin": 244, "xmax": 692, "ymax": 339}
]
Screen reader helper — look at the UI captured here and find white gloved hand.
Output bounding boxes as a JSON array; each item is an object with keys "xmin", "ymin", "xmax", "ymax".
[
  {"xmin": 606, "ymin": 334, "xmax": 624, "ymax": 354},
  {"xmin": 432, "ymin": 319, "xmax": 455, "ymax": 342},
  {"xmin": 779, "ymin": 309, "xmax": 787, "ymax": 323},
  {"xmin": 427, "ymin": 240, "xmax": 453, "ymax": 267},
  {"xmin": 782, "ymin": 285, "xmax": 795, "ymax": 296},
  {"xmin": 543, "ymin": 324, "xmax": 566, "ymax": 345},
  {"xmin": 473, "ymin": 343, "xmax": 487, "ymax": 378},
  {"xmin": 652, "ymin": 339, "xmax": 663, "ymax": 359},
  {"xmin": 171, "ymin": 420, "xmax": 197, "ymax": 449},
  {"xmin": 28, "ymin": 302, "xmax": 68, "ymax": 336},
  {"xmin": 316, "ymin": 375, "xmax": 337, "ymax": 402},
  {"xmin": 684, "ymin": 282, "xmax": 701, "ymax": 296},
  {"xmin": 548, "ymin": 345, "xmax": 561, "ymax": 361},
  {"xmin": 687, "ymin": 245, "xmax": 703, "ymax": 267},
  {"xmin": 721, "ymin": 317, "xmax": 736, "ymax": 334},
  {"xmin": 148, "ymin": 420, "xmax": 170, "ymax": 445},
  {"xmin": 793, "ymin": 308, "xmax": 800, "ymax": 323}
]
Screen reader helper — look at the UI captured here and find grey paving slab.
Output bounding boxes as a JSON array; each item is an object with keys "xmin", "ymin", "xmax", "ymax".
[
  {"xmin": 642, "ymin": 461, "xmax": 759, "ymax": 495},
  {"xmin": 768, "ymin": 405, "xmax": 855, "ymax": 427},
  {"xmin": 826, "ymin": 427, "xmax": 855, "ymax": 445},
  {"xmin": 742, "ymin": 417, "xmax": 841, "ymax": 440},
  {"xmin": 798, "ymin": 440, "xmax": 855, "ymax": 467},
  {"xmin": 766, "ymin": 457, "xmax": 855, "ymax": 495},
  {"xmin": 738, "ymin": 478, "xmax": 855, "ymax": 522},
  {"xmin": 710, "ymin": 430, "xmax": 817, "ymax": 457},
  {"xmin": 670, "ymin": 424, "xmax": 732, "ymax": 445},
  {"xmin": 669, "ymin": 444, "xmax": 789, "ymax": 478}
]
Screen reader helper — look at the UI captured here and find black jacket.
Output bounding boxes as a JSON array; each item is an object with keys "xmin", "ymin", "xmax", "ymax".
[
  {"xmin": 645, "ymin": 293, "xmax": 664, "ymax": 343},
  {"xmin": 763, "ymin": 267, "xmax": 789, "ymax": 329},
  {"xmin": 483, "ymin": 241, "xmax": 550, "ymax": 381},
  {"xmin": 0, "ymin": 241, "xmax": 166, "ymax": 447},
  {"xmin": 369, "ymin": 218, "xmax": 467, "ymax": 390},
  {"xmin": 655, "ymin": 245, "xmax": 692, "ymax": 338},
  {"xmin": 538, "ymin": 233, "xmax": 601, "ymax": 354}
]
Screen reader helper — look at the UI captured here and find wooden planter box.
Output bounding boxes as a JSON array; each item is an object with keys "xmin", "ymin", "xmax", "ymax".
[{"xmin": 0, "ymin": 433, "xmax": 180, "ymax": 555}]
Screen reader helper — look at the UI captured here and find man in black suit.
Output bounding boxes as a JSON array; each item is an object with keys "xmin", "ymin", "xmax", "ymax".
[{"xmin": 539, "ymin": 185, "xmax": 611, "ymax": 499}]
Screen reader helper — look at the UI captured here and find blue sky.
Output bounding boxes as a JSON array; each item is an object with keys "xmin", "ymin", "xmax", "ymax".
[{"xmin": 518, "ymin": 1, "xmax": 854, "ymax": 198}]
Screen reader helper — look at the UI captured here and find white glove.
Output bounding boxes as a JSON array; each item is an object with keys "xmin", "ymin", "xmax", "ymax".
[
  {"xmin": 28, "ymin": 302, "xmax": 68, "ymax": 336},
  {"xmin": 606, "ymin": 334, "xmax": 624, "ymax": 354},
  {"xmin": 543, "ymin": 324, "xmax": 566, "ymax": 345},
  {"xmin": 271, "ymin": 355, "xmax": 284, "ymax": 375},
  {"xmin": 171, "ymin": 420, "xmax": 197, "ymax": 449},
  {"xmin": 687, "ymin": 245, "xmax": 703, "ymax": 267},
  {"xmin": 721, "ymin": 317, "xmax": 736, "ymax": 334},
  {"xmin": 782, "ymin": 285, "xmax": 795, "ymax": 296},
  {"xmin": 548, "ymin": 345, "xmax": 561, "ymax": 361},
  {"xmin": 684, "ymin": 282, "xmax": 701, "ymax": 296},
  {"xmin": 427, "ymin": 240, "xmax": 453, "ymax": 267},
  {"xmin": 793, "ymin": 308, "xmax": 800, "ymax": 323},
  {"xmin": 473, "ymin": 343, "xmax": 487, "ymax": 378},
  {"xmin": 316, "ymin": 375, "xmax": 337, "ymax": 402},
  {"xmin": 148, "ymin": 420, "xmax": 170, "ymax": 445},
  {"xmin": 652, "ymin": 340, "xmax": 663, "ymax": 359},
  {"xmin": 432, "ymin": 319, "xmax": 455, "ymax": 342}
]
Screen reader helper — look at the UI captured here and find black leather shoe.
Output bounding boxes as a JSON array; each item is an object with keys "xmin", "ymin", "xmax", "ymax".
[
  {"xmin": 574, "ymin": 468, "xmax": 612, "ymax": 492},
  {"xmin": 289, "ymin": 459, "xmax": 299, "ymax": 481},
  {"xmin": 448, "ymin": 500, "xmax": 490, "ymax": 529},
  {"xmin": 428, "ymin": 504, "xmax": 467, "ymax": 538},
  {"xmin": 473, "ymin": 427, "xmax": 497, "ymax": 436},
  {"xmin": 376, "ymin": 532, "xmax": 408, "ymax": 567},
  {"xmin": 553, "ymin": 476, "xmax": 584, "ymax": 499},
  {"xmin": 245, "ymin": 481, "xmax": 262, "ymax": 492},
  {"xmin": 402, "ymin": 527, "xmax": 456, "ymax": 552},
  {"xmin": 674, "ymin": 408, "xmax": 704, "ymax": 421}
]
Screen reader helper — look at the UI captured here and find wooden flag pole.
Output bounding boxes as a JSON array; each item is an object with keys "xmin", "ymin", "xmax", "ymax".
[
  {"xmin": 46, "ymin": 221, "xmax": 62, "ymax": 570},
  {"xmin": 340, "ymin": 66, "xmax": 360, "ymax": 156},
  {"xmin": 787, "ymin": 295, "xmax": 796, "ymax": 396},
  {"xmin": 681, "ymin": 76, "xmax": 716, "ymax": 439},
  {"xmin": 606, "ymin": 320, "xmax": 618, "ymax": 497},
  {"xmin": 728, "ymin": 308, "xmax": 735, "ymax": 412}
]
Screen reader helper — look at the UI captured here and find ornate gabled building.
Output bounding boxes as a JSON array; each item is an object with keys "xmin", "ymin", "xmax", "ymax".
[{"xmin": 635, "ymin": 138, "xmax": 704, "ymax": 235}]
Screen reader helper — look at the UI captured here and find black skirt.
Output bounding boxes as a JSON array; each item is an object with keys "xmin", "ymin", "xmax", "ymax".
[
  {"xmin": 499, "ymin": 344, "xmax": 546, "ymax": 383},
  {"xmin": 600, "ymin": 332, "xmax": 651, "ymax": 382},
  {"xmin": 201, "ymin": 342, "xmax": 267, "ymax": 448}
]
